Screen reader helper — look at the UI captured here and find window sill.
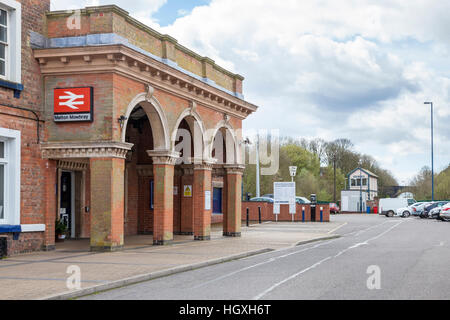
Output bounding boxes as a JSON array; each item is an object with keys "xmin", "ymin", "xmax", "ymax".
[
  {"xmin": 0, "ymin": 224, "xmax": 45, "ymax": 234},
  {"xmin": 0, "ymin": 79, "xmax": 24, "ymax": 98}
]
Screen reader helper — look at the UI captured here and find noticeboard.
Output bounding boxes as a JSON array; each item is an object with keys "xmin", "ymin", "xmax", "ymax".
[{"xmin": 274, "ymin": 182, "xmax": 296, "ymax": 214}]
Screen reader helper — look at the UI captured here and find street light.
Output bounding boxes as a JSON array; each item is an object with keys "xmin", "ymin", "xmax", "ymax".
[
  {"xmin": 424, "ymin": 102, "xmax": 434, "ymax": 201},
  {"xmin": 359, "ymin": 161, "xmax": 363, "ymax": 213}
]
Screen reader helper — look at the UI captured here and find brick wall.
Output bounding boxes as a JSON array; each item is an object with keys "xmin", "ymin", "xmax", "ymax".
[
  {"xmin": 0, "ymin": 0, "xmax": 51, "ymax": 256},
  {"xmin": 242, "ymin": 202, "xmax": 331, "ymax": 223}
]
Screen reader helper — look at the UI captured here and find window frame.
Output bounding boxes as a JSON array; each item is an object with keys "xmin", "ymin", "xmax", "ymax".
[
  {"xmin": 0, "ymin": 140, "xmax": 7, "ymax": 223},
  {"xmin": 0, "ymin": 0, "xmax": 21, "ymax": 84},
  {"xmin": 0, "ymin": 127, "xmax": 20, "ymax": 226},
  {"xmin": 0, "ymin": 7, "xmax": 8, "ymax": 79}
]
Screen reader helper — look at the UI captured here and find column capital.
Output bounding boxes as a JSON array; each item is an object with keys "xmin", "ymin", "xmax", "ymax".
[
  {"xmin": 224, "ymin": 164, "xmax": 246, "ymax": 175},
  {"xmin": 147, "ymin": 150, "xmax": 180, "ymax": 165},
  {"xmin": 192, "ymin": 157, "xmax": 217, "ymax": 171}
]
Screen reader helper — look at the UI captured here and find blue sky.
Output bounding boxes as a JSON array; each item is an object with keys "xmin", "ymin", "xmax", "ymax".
[
  {"xmin": 153, "ymin": 0, "xmax": 211, "ymax": 26},
  {"xmin": 51, "ymin": 0, "xmax": 450, "ymax": 184}
]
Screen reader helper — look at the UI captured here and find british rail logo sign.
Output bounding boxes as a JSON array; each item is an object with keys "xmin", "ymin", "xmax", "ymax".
[{"xmin": 54, "ymin": 87, "xmax": 94, "ymax": 122}]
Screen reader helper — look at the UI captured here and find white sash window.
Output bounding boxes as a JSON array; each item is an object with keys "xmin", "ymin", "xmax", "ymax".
[
  {"xmin": 0, "ymin": 0, "xmax": 21, "ymax": 83},
  {"xmin": 0, "ymin": 128, "xmax": 20, "ymax": 225},
  {"xmin": 0, "ymin": 8, "xmax": 7, "ymax": 78}
]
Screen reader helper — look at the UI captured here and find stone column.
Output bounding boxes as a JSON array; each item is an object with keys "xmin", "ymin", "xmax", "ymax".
[
  {"xmin": 224, "ymin": 165, "xmax": 245, "ymax": 237},
  {"xmin": 193, "ymin": 161, "xmax": 214, "ymax": 241},
  {"xmin": 90, "ymin": 157, "xmax": 125, "ymax": 251},
  {"xmin": 148, "ymin": 151, "xmax": 179, "ymax": 245}
]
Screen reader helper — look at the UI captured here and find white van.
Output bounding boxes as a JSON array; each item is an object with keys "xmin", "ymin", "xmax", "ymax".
[{"xmin": 379, "ymin": 198, "xmax": 417, "ymax": 217}]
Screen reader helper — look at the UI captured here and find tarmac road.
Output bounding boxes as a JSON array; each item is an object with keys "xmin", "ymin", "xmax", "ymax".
[{"xmin": 81, "ymin": 215, "xmax": 450, "ymax": 300}]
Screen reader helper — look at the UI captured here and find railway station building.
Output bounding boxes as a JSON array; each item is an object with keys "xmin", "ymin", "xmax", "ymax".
[{"xmin": 0, "ymin": 1, "xmax": 258, "ymax": 256}]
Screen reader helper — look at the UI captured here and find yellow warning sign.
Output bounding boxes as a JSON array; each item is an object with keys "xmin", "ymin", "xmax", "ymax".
[{"xmin": 184, "ymin": 185, "xmax": 193, "ymax": 197}]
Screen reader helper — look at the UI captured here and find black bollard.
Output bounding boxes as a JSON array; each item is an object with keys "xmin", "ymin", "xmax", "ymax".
[
  {"xmin": 246, "ymin": 208, "xmax": 250, "ymax": 227},
  {"xmin": 258, "ymin": 207, "xmax": 262, "ymax": 224}
]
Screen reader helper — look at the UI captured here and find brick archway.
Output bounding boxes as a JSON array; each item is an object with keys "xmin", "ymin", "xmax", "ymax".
[{"xmin": 121, "ymin": 90, "xmax": 170, "ymax": 151}]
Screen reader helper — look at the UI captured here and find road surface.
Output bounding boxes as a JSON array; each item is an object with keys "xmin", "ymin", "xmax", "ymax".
[{"xmin": 81, "ymin": 215, "xmax": 450, "ymax": 300}]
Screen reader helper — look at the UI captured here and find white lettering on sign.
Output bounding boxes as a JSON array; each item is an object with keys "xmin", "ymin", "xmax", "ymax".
[{"xmin": 59, "ymin": 91, "xmax": 85, "ymax": 110}]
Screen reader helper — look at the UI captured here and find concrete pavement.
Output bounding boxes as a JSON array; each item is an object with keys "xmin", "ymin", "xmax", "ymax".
[{"xmin": 0, "ymin": 221, "xmax": 344, "ymax": 300}]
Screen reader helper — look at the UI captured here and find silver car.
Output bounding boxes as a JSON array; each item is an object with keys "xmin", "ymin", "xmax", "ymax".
[
  {"xmin": 440, "ymin": 204, "xmax": 450, "ymax": 221},
  {"xmin": 411, "ymin": 202, "xmax": 431, "ymax": 216}
]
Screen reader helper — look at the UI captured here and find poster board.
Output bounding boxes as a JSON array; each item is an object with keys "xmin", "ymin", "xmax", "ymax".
[{"xmin": 274, "ymin": 182, "xmax": 296, "ymax": 215}]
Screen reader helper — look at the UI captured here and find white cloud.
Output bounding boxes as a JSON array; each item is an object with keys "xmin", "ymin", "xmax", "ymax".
[
  {"xmin": 51, "ymin": 0, "xmax": 450, "ymax": 182},
  {"xmin": 51, "ymin": 0, "xmax": 167, "ymax": 27}
]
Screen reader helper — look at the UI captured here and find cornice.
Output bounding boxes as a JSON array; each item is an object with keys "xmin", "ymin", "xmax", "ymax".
[
  {"xmin": 41, "ymin": 141, "xmax": 133, "ymax": 159},
  {"xmin": 34, "ymin": 44, "xmax": 257, "ymax": 120}
]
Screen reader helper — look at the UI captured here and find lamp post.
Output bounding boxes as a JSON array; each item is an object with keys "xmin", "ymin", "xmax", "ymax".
[
  {"xmin": 255, "ymin": 134, "xmax": 260, "ymax": 198},
  {"xmin": 424, "ymin": 102, "xmax": 434, "ymax": 201},
  {"xmin": 359, "ymin": 162, "xmax": 363, "ymax": 213},
  {"xmin": 333, "ymin": 155, "xmax": 337, "ymax": 204},
  {"xmin": 242, "ymin": 137, "xmax": 252, "ymax": 201}
]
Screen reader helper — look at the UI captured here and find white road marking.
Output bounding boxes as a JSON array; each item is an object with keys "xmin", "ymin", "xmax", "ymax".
[
  {"xmin": 253, "ymin": 221, "xmax": 404, "ymax": 300},
  {"xmin": 191, "ymin": 220, "xmax": 392, "ymax": 290},
  {"xmin": 328, "ymin": 222, "xmax": 348, "ymax": 234}
]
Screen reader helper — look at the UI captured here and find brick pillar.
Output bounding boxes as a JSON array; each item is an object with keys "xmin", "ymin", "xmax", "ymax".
[
  {"xmin": 193, "ymin": 162, "xmax": 213, "ymax": 241},
  {"xmin": 180, "ymin": 165, "xmax": 194, "ymax": 235},
  {"xmin": 43, "ymin": 160, "xmax": 57, "ymax": 251},
  {"xmin": 224, "ymin": 165, "xmax": 245, "ymax": 237},
  {"xmin": 148, "ymin": 151, "xmax": 179, "ymax": 245},
  {"xmin": 90, "ymin": 158, "xmax": 125, "ymax": 252}
]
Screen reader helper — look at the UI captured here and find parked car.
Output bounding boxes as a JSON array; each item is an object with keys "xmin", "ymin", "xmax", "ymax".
[
  {"xmin": 249, "ymin": 197, "xmax": 274, "ymax": 203},
  {"xmin": 395, "ymin": 202, "xmax": 422, "ymax": 218},
  {"xmin": 330, "ymin": 203, "xmax": 340, "ymax": 214},
  {"xmin": 431, "ymin": 207, "xmax": 444, "ymax": 220},
  {"xmin": 296, "ymin": 197, "xmax": 311, "ymax": 204},
  {"xmin": 411, "ymin": 202, "xmax": 431, "ymax": 216},
  {"xmin": 262, "ymin": 194, "xmax": 311, "ymax": 205},
  {"xmin": 440, "ymin": 204, "xmax": 450, "ymax": 221},
  {"xmin": 379, "ymin": 198, "xmax": 416, "ymax": 217},
  {"xmin": 421, "ymin": 201, "xmax": 449, "ymax": 219}
]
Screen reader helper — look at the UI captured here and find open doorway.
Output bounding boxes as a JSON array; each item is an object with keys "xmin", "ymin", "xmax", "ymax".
[{"xmin": 59, "ymin": 171, "xmax": 84, "ymax": 239}]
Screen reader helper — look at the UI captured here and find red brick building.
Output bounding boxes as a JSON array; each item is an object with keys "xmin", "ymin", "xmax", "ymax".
[{"xmin": 0, "ymin": 2, "xmax": 257, "ymax": 256}]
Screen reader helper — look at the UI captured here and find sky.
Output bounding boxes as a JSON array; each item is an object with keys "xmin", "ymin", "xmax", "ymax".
[{"xmin": 50, "ymin": 0, "xmax": 450, "ymax": 184}]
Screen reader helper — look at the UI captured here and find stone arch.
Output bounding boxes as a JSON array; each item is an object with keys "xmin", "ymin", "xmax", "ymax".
[
  {"xmin": 171, "ymin": 108, "xmax": 207, "ymax": 162},
  {"xmin": 209, "ymin": 121, "xmax": 239, "ymax": 165},
  {"xmin": 121, "ymin": 92, "xmax": 170, "ymax": 151}
]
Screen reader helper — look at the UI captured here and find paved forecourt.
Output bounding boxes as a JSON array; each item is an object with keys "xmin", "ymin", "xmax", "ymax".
[{"xmin": 0, "ymin": 221, "xmax": 343, "ymax": 300}]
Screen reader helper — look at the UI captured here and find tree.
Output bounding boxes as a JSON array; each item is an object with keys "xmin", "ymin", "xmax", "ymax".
[
  {"xmin": 410, "ymin": 166, "xmax": 433, "ymax": 200},
  {"xmin": 435, "ymin": 165, "xmax": 450, "ymax": 200}
]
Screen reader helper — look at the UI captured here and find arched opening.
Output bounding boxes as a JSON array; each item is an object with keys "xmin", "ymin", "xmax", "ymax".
[
  {"xmin": 172, "ymin": 115, "xmax": 206, "ymax": 236},
  {"xmin": 122, "ymin": 96, "xmax": 169, "ymax": 240},
  {"xmin": 211, "ymin": 126, "xmax": 237, "ymax": 165},
  {"xmin": 210, "ymin": 126, "xmax": 239, "ymax": 235}
]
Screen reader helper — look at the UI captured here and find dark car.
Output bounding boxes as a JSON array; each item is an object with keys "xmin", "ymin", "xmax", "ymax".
[
  {"xmin": 421, "ymin": 202, "xmax": 449, "ymax": 219},
  {"xmin": 330, "ymin": 203, "xmax": 340, "ymax": 214}
]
